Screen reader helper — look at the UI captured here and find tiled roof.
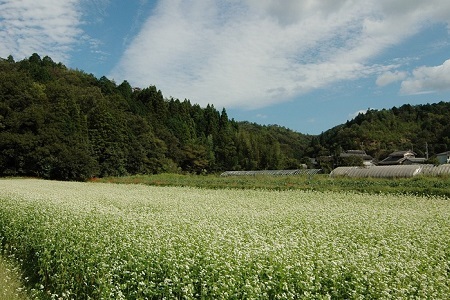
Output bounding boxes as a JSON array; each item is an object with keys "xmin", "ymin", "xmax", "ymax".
[
  {"xmin": 388, "ymin": 150, "xmax": 415, "ymax": 157},
  {"xmin": 340, "ymin": 150, "xmax": 373, "ymax": 160},
  {"xmin": 378, "ymin": 157, "xmax": 404, "ymax": 165},
  {"xmin": 436, "ymin": 151, "xmax": 450, "ymax": 156}
]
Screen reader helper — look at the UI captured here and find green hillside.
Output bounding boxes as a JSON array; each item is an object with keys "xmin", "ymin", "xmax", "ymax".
[
  {"xmin": 0, "ymin": 54, "xmax": 311, "ymax": 180},
  {"xmin": 311, "ymin": 102, "xmax": 450, "ymax": 162},
  {"xmin": 1, "ymin": 54, "xmax": 449, "ymax": 180}
]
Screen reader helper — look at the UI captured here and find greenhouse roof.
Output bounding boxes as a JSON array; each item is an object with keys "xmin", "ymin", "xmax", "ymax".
[
  {"xmin": 420, "ymin": 164, "xmax": 450, "ymax": 176},
  {"xmin": 220, "ymin": 169, "xmax": 322, "ymax": 177},
  {"xmin": 330, "ymin": 165, "xmax": 450, "ymax": 178}
]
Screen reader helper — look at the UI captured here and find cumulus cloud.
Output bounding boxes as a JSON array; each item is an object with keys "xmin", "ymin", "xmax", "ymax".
[
  {"xmin": 108, "ymin": 0, "xmax": 450, "ymax": 109},
  {"xmin": 400, "ymin": 59, "xmax": 450, "ymax": 94},
  {"xmin": 376, "ymin": 70, "xmax": 408, "ymax": 86},
  {"xmin": 0, "ymin": 0, "xmax": 85, "ymax": 62}
]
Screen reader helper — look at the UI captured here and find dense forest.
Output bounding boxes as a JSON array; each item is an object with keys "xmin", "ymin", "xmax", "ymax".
[
  {"xmin": 0, "ymin": 54, "xmax": 312, "ymax": 180},
  {"xmin": 1, "ymin": 54, "xmax": 449, "ymax": 180}
]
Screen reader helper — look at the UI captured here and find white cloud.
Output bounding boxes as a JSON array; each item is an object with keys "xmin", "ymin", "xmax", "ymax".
[
  {"xmin": 110, "ymin": 0, "xmax": 450, "ymax": 109},
  {"xmin": 400, "ymin": 59, "xmax": 450, "ymax": 94},
  {"xmin": 256, "ymin": 114, "xmax": 267, "ymax": 119},
  {"xmin": 0, "ymin": 0, "xmax": 83, "ymax": 62},
  {"xmin": 376, "ymin": 70, "xmax": 408, "ymax": 86}
]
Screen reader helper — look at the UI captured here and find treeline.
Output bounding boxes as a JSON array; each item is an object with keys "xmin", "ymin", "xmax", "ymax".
[
  {"xmin": 2, "ymin": 54, "xmax": 449, "ymax": 180},
  {"xmin": 0, "ymin": 54, "xmax": 311, "ymax": 180},
  {"xmin": 312, "ymin": 102, "xmax": 450, "ymax": 170}
]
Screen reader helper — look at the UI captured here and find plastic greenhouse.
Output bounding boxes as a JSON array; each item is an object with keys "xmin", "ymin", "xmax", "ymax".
[
  {"xmin": 420, "ymin": 164, "xmax": 450, "ymax": 176},
  {"xmin": 220, "ymin": 169, "xmax": 322, "ymax": 177},
  {"xmin": 330, "ymin": 165, "xmax": 450, "ymax": 178}
]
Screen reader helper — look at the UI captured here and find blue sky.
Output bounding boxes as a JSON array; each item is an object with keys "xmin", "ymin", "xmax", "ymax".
[{"xmin": 1, "ymin": 0, "xmax": 450, "ymax": 135}]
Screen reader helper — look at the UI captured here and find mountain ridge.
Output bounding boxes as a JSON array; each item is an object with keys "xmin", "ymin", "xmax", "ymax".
[{"xmin": 1, "ymin": 54, "xmax": 449, "ymax": 180}]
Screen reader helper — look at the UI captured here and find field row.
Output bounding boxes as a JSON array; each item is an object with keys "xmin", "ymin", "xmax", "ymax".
[
  {"xmin": 1, "ymin": 179, "xmax": 449, "ymax": 299},
  {"xmin": 96, "ymin": 173, "xmax": 450, "ymax": 197}
]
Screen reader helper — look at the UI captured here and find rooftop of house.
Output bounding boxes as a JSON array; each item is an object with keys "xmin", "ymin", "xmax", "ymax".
[
  {"xmin": 378, "ymin": 150, "xmax": 425, "ymax": 165},
  {"xmin": 436, "ymin": 151, "xmax": 450, "ymax": 156},
  {"xmin": 340, "ymin": 150, "xmax": 373, "ymax": 160},
  {"xmin": 388, "ymin": 150, "xmax": 416, "ymax": 157}
]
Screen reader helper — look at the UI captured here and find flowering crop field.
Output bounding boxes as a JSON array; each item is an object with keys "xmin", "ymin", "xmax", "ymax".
[{"xmin": 0, "ymin": 179, "xmax": 449, "ymax": 299}]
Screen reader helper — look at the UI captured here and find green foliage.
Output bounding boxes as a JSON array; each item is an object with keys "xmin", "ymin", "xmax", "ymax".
[
  {"xmin": 98, "ymin": 173, "xmax": 450, "ymax": 197},
  {"xmin": 0, "ymin": 54, "xmax": 311, "ymax": 180},
  {"xmin": 2, "ymin": 53, "xmax": 448, "ymax": 180},
  {"xmin": 339, "ymin": 155, "xmax": 364, "ymax": 167},
  {"xmin": 312, "ymin": 103, "xmax": 450, "ymax": 162}
]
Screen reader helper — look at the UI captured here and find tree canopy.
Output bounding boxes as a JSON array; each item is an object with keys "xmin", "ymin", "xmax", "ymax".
[
  {"xmin": 1, "ymin": 54, "xmax": 448, "ymax": 180},
  {"xmin": 312, "ymin": 103, "xmax": 450, "ymax": 163},
  {"xmin": 0, "ymin": 54, "xmax": 312, "ymax": 180}
]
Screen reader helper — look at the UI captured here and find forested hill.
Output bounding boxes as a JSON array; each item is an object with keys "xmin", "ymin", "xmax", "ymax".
[
  {"xmin": 311, "ymin": 101, "xmax": 450, "ymax": 163},
  {"xmin": 0, "ymin": 54, "xmax": 312, "ymax": 180},
  {"xmin": 1, "ymin": 54, "xmax": 449, "ymax": 180}
]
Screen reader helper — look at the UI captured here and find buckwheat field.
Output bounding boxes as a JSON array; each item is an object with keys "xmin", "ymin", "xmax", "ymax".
[{"xmin": 0, "ymin": 179, "xmax": 449, "ymax": 299}]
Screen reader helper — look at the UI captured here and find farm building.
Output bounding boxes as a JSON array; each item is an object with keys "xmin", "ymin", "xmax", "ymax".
[
  {"xmin": 220, "ymin": 169, "xmax": 322, "ymax": 176},
  {"xmin": 436, "ymin": 151, "xmax": 450, "ymax": 164},
  {"xmin": 330, "ymin": 165, "xmax": 450, "ymax": 178},
  {"xmin": 378, "ymin": 150, "xmax": 426, "ymax": 165}
]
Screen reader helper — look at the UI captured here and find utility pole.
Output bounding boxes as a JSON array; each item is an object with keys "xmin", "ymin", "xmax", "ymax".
[{"xmin": 425, "ymin": 142, "xmax": 429, "ymax": 160}]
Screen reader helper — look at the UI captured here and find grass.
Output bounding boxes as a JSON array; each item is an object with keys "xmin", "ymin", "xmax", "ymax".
[
  {"xmin": 0, "ymin": 255, "xmax": 29, "ymax": 300},
  {"xmin": 93, "ymin": 173, "xmax": 450, "ymax": 197}
]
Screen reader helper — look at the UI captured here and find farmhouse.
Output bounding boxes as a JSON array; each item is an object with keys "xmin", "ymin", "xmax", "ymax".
[
  {"xmin": 436, "ymin": 151, "xmax": 450, "ymax": 164},
  {"xmin": 378, "ymin": 150, "xmax": 426, "ymax": 165}
]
